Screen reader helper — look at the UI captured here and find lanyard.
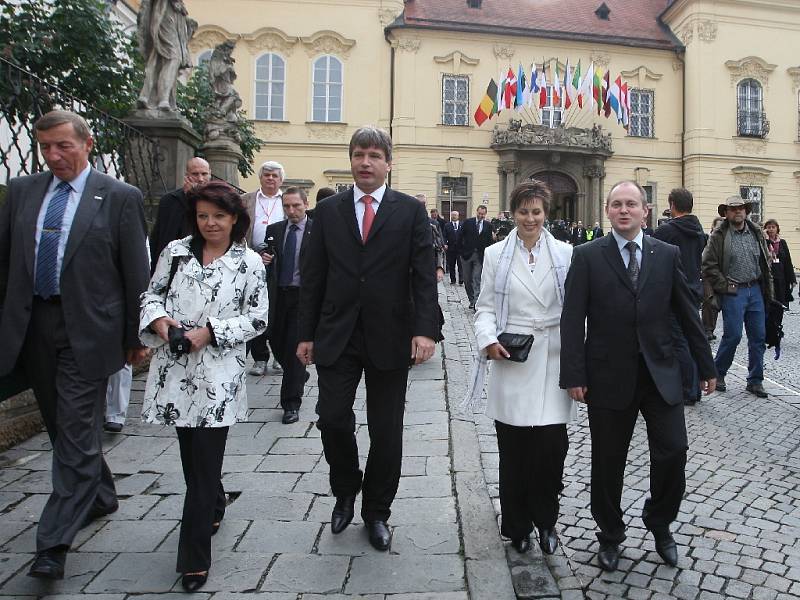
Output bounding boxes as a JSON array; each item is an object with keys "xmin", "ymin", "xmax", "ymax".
[{"xmin": 257, "ymin": 196, "xmax": 279, "ymax": 225}]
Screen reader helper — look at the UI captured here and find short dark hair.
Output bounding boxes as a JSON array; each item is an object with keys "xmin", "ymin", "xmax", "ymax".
[
  {"xmin": 607, "ymin": 180, "xmax": 648, "ymax": 208},
  {"xmin": 509, "ymin": 180, "xmax": 552, "ymax": 214},
  {"xmin": 35, "ymin": 110, "xmax": 92, "ymax": 141},
  {"xmin": 187, "ymin": 181, "xmax": 250, "ymax": 243},
  {"xmin": 763, "ymin": 219, "xmax": 780, "ymax": 233},
  {"xmin": 668, "ymin": 188, "xmax": 693, "ymax": 213},
  {"xmin": 316, "ymin": 187, "xmax": 336, "ymax": 202},
  {"xmin": 282, "ymin": 186, "xmax": 308, "ymax": 203},
  {"xmin": 349, "ymin": 126, "xmax": 392, "ymax": 162}
]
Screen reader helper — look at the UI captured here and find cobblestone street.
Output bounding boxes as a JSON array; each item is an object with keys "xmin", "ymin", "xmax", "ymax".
[{"xmin": 2, "ymin": 282, "xmax": 800, "ymax": 599}]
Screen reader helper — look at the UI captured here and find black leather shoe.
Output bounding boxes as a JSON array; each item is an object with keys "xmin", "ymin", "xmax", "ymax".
[
  {"xmin": 331, "ymin": 496, "xmax": 355, "ymax": 534},
  {"xmin": 746, "ymin": 383, "xmax": 768, "ymax": 398},
  {"xmin": 366, "ymin": 520, "xmax": 391, "ymax": 551},
  {"xmin": 511, "ymin": 535, "xmax": 531, "ymax": 553},
  {"xmin": 181, "ymin": 571, "xmax": 208, "ymax": 592},
  {"xmin": 103, "ymin": 421, "xmax": 123, "ymax": 433},
  {"xmin": 282, "ymin": 409, "xmax": 299, "ymax": 424},
  {"xmin": 716, "ymin": 377, "xmax": 726, "ymax": 392},
  {"xmin": 597, "ymin": 543, "xmax": 621, "ymax": 572},
  {"xmin": 538, "ymin": 527, "xmax": 558, "ymax": 555},
  {"xmin": 27, "ymin": 547, "xmax": 66, "ymax": 580},
  {"xmin": 653, "ymin": 531, "xmax": 678, "ymax": 567}
]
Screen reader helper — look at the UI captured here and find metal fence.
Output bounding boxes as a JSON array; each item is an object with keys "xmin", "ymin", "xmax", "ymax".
[{"xmin": 0, "ymin": 56, "xmax": 163, "ymax": 196}]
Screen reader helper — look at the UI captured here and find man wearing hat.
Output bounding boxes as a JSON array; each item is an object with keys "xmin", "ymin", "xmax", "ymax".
[{"xmin": 701, "ymin": 196, "xmax": 774, "ymax": 397}]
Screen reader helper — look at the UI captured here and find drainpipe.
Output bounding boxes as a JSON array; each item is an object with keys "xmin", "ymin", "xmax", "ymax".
[
  {"xmin": 677, "ymin": 48, "xmax": 686, "ymax": 188},
  {"xmin": 388, "ymin": 44, "xmax": 396, "ymax": 188}
]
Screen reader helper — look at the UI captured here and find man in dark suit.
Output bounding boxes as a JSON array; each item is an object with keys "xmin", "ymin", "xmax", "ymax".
[
  {"xmin": 297, "ymin": 126, "xmax": 438, "ymax": 551},
  {"xmin": 0, "ymin": 111, "xmax": 150, "ymax": 579},
  {"xmin": 262, "ymin": 187, "xmax": 312, "ymax": 425},
  {"xmin": 560, "ymin": 180, "xmax": 716, "ymax": 572},
  {"xmin": 148, "ymin": 156, "xmax": 210, "ymax": 271},
  {"xmin": 571, "ymin": 220, "xmax": 588, "ymax": 245},
  {"xmin": 443, "ymin": 210, "xmax": 463, "ymax": 285},
  {"xmin": 460, "ymin": 205, "xmax": 494, "ymax": 309}
]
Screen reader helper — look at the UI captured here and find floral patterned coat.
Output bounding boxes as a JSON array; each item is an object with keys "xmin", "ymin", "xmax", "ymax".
[{"xmin": 139, "ymin": 236, "xmax": 268, "ymax": 427}]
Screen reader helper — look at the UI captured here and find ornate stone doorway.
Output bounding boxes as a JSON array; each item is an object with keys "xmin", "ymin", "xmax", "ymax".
[{"xmin": 530, "ymin": 171, "xmax": 578, "ymax": 222}]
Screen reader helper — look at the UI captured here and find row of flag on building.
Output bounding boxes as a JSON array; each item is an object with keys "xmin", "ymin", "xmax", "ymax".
[{"xmin": 474, "ymin": 60, "xmax": 632, "ymax": 128}]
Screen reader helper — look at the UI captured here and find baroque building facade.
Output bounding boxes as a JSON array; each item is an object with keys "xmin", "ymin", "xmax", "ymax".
[{"xmin": 183, "ymin": 0, "xmax": 800, "ymax": 245}]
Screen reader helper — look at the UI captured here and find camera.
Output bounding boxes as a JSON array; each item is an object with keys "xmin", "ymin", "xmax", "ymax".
[
  {"xmin": 254, "ymin": 236, "xmax": 276, "ymax": 256},
  {"xmin": 168, "ymin": 326, "xmax": 191, "ymax": 358}
]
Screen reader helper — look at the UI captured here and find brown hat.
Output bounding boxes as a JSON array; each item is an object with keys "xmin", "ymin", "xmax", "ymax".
[{"xmin": 718, "ymin": 195, "xmax": 753, "ymax": 217}]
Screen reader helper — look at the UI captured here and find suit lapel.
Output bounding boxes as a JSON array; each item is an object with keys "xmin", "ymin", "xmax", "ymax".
[
  {"xmin": 365, "ymin": 188, "xmax": 398, "ymax": 243},
  {"xmin": 23, "ymin": 173, "xmax": 54, "ymax": 278},
  {"xmin": 62, "ymin": 170, "xmax": 105, "ymax": 272},
  {"xmin": 511, "ymin": 245, "xmax": 542, "ymax": 304},
  {"xmin": 601, "ymin": 234, "xmax": 636, "ymax": 294},
  {"xmin": 637, "ymin": 235, "xmax": 656, "ymax": 291},
  {"xmin": 273, "ymin": 220, "xmax": 288, "ymax": 261},
  {"xmin": 337, "ymin": 190, "xmax": 361, "ymax": 244}
]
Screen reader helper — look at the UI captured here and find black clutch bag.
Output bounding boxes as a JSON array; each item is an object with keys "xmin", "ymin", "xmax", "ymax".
[{"xmin": 496, "ymin": 332, "xmax": 534, "ymax": 363}]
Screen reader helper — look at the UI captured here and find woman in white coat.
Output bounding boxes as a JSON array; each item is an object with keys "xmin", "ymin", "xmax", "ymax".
[
  {"xmin": 140, "ymin": 181, "xmax": 268, "ymax": 591},
  {"xmin": 472, "ymin": 180, "xmax": 576, "ymax": 555}
]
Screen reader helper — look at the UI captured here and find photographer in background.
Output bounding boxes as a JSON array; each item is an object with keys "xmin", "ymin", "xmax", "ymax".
[{"xmin": 139, "ymin": 181, "xmax": 268, "ymax": 592}]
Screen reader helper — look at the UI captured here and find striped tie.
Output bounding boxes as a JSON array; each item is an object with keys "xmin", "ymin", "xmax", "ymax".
[{"xmin": 35, "ymin": 181, "xmax": 72, "ymax": 298}]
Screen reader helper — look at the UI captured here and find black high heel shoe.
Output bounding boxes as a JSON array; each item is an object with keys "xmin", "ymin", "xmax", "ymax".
[
  {"xmin": 211, "ymin": 521, "xmax": 221, "ymax": 536},
  {"xmin": 181, "ymin": 571, "xmax": 208, "ymax": 592}
]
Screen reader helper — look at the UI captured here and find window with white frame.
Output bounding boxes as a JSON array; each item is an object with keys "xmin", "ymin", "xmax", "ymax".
[
  {"xmin": 540, "ymin": 86, "xmax": 563, "ymax": 128},
  {"xmin": 312, "ymin": 55, "xmax": 343, "ymax": 122},
  {"xmin": 737, "ymin": 79, "xmax": 765, "ymax": 137},
  {"xmin": 254, "ymin": 53, "xmax": 285, "ymax": 120},
  {"xmin": 628, "ymin": 89, "xmax": 654, "ymax": 138},
  {"xmin": 740, "ymin": 185, "xmax": 763, "ymax": 224},
  {"xmin": 335, "ymin": 182, "xmax": 353, "ymax": 193},
  {"xmin": 442, "ymin": 75, "xmax": 469, "ymax": 126}
]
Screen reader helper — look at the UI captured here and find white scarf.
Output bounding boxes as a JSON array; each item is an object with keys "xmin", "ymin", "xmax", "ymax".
[{"xmin": 458, "ymin": 227, "xmax": 571, "ymax": 415}]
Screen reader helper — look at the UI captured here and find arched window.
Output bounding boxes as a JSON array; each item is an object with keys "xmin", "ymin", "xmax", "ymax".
[
  {"xmin": 255, "ymin": 53, "xmax": 285, "ymax": 121},
  {"xmin": 312, "ymin": 55, "xmax": 343, "ymax": 122},
  {"xmin": 737, "ymin": 78, "xmax": 764, "ymax": 137},
  {"xmin": 197, "ymin": 50, "xmax": 213, "ymax": 66}
]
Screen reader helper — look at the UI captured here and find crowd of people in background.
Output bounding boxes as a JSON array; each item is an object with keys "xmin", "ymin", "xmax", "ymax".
[{"xmin": 1, "ymin": 109, "xmax": 794, "ymax": 592}]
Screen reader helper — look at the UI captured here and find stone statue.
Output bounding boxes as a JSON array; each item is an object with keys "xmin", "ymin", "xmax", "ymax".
[
  {"xmin": 136, "ymin": 0, "xmax": 197, "ymax": 112},
  {"xmin": 204, "ymin": 41, "xmax": 242, "ymax": 142}
]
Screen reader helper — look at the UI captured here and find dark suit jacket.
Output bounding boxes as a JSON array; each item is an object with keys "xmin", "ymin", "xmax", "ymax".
[
  {"xmin": 265, "ymin": 217, "xmax": 312, "ymax": 340},
  {"xmin": 149, "ymin": 188, "xmax": 190, "ymax": 272},
  {"xmin": 559, "ymin": 233, "xmax": 715, "ymax": 409},
  {"xmin": 443, "ymin": 221, "xmax": 462, "ymax": 254},
  {"xmin": 460, "ymin": 217, "xmax": 494, "ymax": 260},
  {"xmin": 0, "ymin": 169, "xmax": 150, "ymax": 379},
  {"xmin": 298, "ymin": 188, "xmax": 438, "ymax": 370}
]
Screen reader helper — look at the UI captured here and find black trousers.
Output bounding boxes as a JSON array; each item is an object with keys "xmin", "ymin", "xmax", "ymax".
[
  {"xmin": 21, "ymin": 297, "xmax": 117, "ymax": 552},
  {"xmin": 588, "ymin": 356, "xmax": 688, "ymax": 545},
  {"xmin": 270, "ymin": 287, "xmax": 306, "ymax": 410},
  {"xmin": 315, "ymin": 324, "xmax": 408, "ymax": 522},
  {"xmin": 176, "ymin": 426, "xmax": 228, "ymax": 573},
  {"xmin": 446, "ymin": 251, "xmax": 463, "ymax": 284},
  {"xmin": 495, "ymin": 421, "xmax": 568, "ymax": 541},
  {"xmin": 247, "ymin": 331, "xmax": 271, "ymax": 363}
]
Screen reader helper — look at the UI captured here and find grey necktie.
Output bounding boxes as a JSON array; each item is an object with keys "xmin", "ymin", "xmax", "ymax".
[{"xmin": 625, "ymin": 241, "xmax": 640, "ymax": 288}]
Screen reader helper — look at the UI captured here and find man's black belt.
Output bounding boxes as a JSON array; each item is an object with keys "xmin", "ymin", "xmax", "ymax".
[{"xmin": 738, "ymin": 280, "xmax": 760, "ymax": 288}]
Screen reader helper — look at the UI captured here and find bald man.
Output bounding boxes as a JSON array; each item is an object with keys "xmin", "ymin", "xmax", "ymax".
[{"xmin": 149, "ymin": 157, "xmax": 210, "ymax": 271}]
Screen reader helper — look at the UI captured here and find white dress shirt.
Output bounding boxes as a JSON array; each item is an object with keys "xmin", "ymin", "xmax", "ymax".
[
  {"xmin": 34, "ymin": 163, "xmax": 92, "ymax": 294},
  {"xmin": 611, "ymin": 228, "xmax": 644, "ymax": 269},
  {"xmin": 353, "ymin": 184, "xmax": 386, "ymax": 232},
  {"xmin": 252, "ymin": 189, "xmax": 284, "ymax": 249}
]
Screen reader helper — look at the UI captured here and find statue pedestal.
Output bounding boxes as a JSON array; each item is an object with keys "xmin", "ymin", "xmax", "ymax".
[
  {"xmin": 124, "ymin": 111, "xmax": 202, "ymax": 205},
  {"xmin": 201, "ymin": 136, "xmax": 244, "ymax": 189}
]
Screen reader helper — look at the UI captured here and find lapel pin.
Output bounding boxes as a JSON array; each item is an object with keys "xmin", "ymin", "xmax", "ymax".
[{"xmin": 94, "ymin": 195, "xmax": 103, "ymax": 200}]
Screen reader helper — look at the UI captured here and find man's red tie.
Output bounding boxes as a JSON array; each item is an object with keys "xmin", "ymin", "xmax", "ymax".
[{"xmin": 361, "ymin": 195, "xmax": 375, "ymax": 242}]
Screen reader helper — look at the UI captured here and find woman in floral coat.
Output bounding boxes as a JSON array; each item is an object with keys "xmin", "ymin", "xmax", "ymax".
[{"xmin": 140, "ymin": 181, "xmax": 268, "ymax": 592}]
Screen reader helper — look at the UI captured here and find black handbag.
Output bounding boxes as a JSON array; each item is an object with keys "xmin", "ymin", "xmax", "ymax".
[{"xmin": 496, "ymin": 332, "xmax": 534, "ymax": 363}]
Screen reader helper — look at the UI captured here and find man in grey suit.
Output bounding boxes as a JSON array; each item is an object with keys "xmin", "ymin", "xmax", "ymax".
[{"xmin": 0, "ymin": 110, "xmax": 151, "ymax": 579}]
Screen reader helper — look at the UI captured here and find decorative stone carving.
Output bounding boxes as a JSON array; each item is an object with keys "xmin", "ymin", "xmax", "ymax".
[
  {"xmin": 308, "ymin": 123, "xmax": 347, "ymax": 140},
  {"xmin": 136, "ymin": 0, "xmax": 197, "ymax": 112},
  {"xmin": 204, "ymin": 41, "xmax": 242, "ymax": 142},
  {"xmin": 301, "ymin": 30, "xmax": 356, "ymax": 58},
  {"xmin": 492, "ymin": 122, "xmax": 613, "ymax": 155},
  {"xmin": 735, "ymin": 139, "xmax": 767, "ymax": 155},
  {"xmin": 256, "ymin": 122, "xmax": 288, "ymax": 139},
  {"xmin": 697, "ymin": 20, "xmax": 718, "ymax": 42},
  {"xmin": 379, "ymin": 8, "xmax": 399, "ymax": 27},
  {"xmin": 725, "ymin": 56, "xmax": 777, "ymax": 88},
  {"xmin": 590, "ymin": 52, "xmax": 610, "ymax": 68},
  {"xmin": 434, "ymin": 51, "xmax": 479, "ymax": 73},
  {"xmin": 678, "ymin": 25, "xmax": 693, "ymax": 46},
  {"xmin": 672, "ymin": 61, "xmax": 684, "ymax": 72},
  {"xmin": 620, "ymin": 66, "xmax": 663, "ymax": 88},
  {"xmin": 189, "ymin": 26, "xmax": 237, "ymax": 54},
  {"xmin": 584, "ymin": 165, "xmax": 606, "ymax": 179},
  {"xmin": 788, "ymin": 67, "xmax": 800, "ymax": 90},
  {"xmin": 493, "ymin": 44, "xmax": 515, "ymax": 60},
  {"xmin": 242, "ymin": 27, "xmax": 298, "ymax": 55},
  {"xmin": 392, "ymin": 38, "xmax": 421, "ymax": 53},
  {"xmin": 731, "ymin": 165, "xmax": 771, "ymax": 186}
]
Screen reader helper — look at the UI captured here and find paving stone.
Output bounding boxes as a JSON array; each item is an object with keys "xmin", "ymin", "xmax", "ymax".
[
  {"xmin": 464, "ymin": 559, "xmax": 516, "ymax": 600},
  {"xmin": 79, "ymin": 519, "xmax": 178, "ymax": 552},
  {"xmin": 159, "ymin": 519, "xmax": 250, "ymax": 554},
  {"xmin": 396, "ymin": 475, "xmax": 452, "ymax": 498},
  {"xmin": 0, "ymin": 552, "xmax": 32, "ymax": 588},
  {"xmin": 84, "ymin": 552, "xmax": 180, "ymax": 593},
  {"xmin": 315, "ymin": 524, "xmax": 384, "ymax": 556},
  {"xmin": 223, "ymin": 491, "xmax": 314, "ymax": 521},
  {"xmin": 257, "ymin": 453, "xmax": 320, "ymax": 472},
  {"xmin": 2, "ymin": 552, "xmax": 114, "ymax": 595},
  {"xmin": 260, "ymin": 554, "xmax": 349, "ymax": 593},
  {"xmin": 221, "ymin": 472, "xmax": 299, "ymax": 494},
  {"xmin": 391, "ymin": 524, "xmax": 461, "ymax": 554},
  {"xmin": 389, "ymin": 497, "xmax": 457, "ymax": 524},
  {"xmin": 178, "ymin": 552, "xmax": 272, "ymax": 592},
  {"xmin": 346, "ymin": 554, "xmax": 464, "ymax": 594},
  {"xmin": 236, "ymin": 520, "xmax": 320, "ymax": 554}
]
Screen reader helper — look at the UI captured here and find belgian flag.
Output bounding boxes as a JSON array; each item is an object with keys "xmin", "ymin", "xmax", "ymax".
[{"xmin": 474, "ymin": 79, "xmax": 498, "ymax": 126}]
